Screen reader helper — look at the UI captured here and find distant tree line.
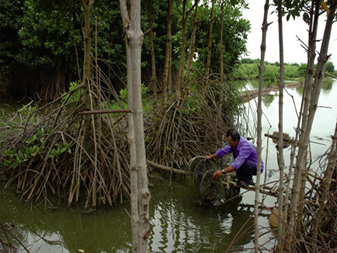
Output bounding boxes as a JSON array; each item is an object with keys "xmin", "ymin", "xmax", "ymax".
[{"xmin": 233, "ymin": 57, "xmax": 336, "ymax": 83}]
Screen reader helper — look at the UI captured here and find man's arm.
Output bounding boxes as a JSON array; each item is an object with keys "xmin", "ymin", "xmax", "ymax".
[{"xmin": 204, "ymin": 153, "xmax": 218, "ymax": 161}]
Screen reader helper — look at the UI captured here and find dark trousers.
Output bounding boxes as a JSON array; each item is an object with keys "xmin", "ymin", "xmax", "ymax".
[{"xmin": 235, "ymin": 160, "xmax": 257, "ymax": 183}]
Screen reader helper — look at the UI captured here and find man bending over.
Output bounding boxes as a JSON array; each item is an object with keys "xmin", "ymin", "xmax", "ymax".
[{"xmin": 204, "ymin": 128, "xmax": 264, "ymax": 186}]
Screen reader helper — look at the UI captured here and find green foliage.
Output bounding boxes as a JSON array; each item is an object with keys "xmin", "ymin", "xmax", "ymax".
[
  {"xmin": 141, "ymin": 0, "xmax": 180, "ymax": 74},
  {"xmin": 284, "ymin": 64, "xmax": 299, "ymax": 78},
  {"xmin": 19, "ymin": 104, "xmax": 36, "ymax": 117},
  {"xmin": 0, "ymin": 0, "xmax": 125, "ymax": 80},
  {"xmin": 233, "ymin": 59, "xmax": 322, "ymax": 82},
  {"xmin": 182, "ymin": 95, "xmax": 200, "ymax": 115},
  {"xmin": 272, "ymin": 0, "xmax": 306, "ymax": 21},
  {"xmin": 234, "ymin": 63, "xmax": 259, "ymax": 79},
  {"xmin": 190, "ymin": 1, "xmax": 251, "ymax": 74},
  {"xmin": 61, "ymin": 81, "xmax": 82, "ymax": 104},
  {"xmin": 1, "ymin": 0, "xmax": 252, "ymax": 99},
  {"xmin": 120, "ymin": 83, "xmax": 148, "ymax": 100},
  {"xmin": 111, "ymin": 84, "xmax": 151, "ymax": 113},
  {"xmin": 326, "ymin": 61, "xmax": 335, "ymax": 73},
  {"xmin": 0, "ymin": 0, "xmax": 24, "ymax": 69},
  {"xmin": 297, "ymin": 63, "xmax": 307, "ymax": 77},
  {"xmin": 241, "ymin": 58, "xmax": 255, "ymax": 64},
  {"xmin": 2, "ymin": 127, "xmax": 73, "ymax": 168},
  {"xmin": 15, "ymin": 0, "xmax": 80, "ymax": 70},
  {"xmin": 16, "ymin": 103, "xmax": 40, "ymax": 124}
]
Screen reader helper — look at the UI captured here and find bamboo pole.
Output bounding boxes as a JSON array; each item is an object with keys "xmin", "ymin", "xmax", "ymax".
[
  {"xmin": 294, "ymin": 0, "xmax": 321, "ymax": 234},
  {"xmin": 276, "ymin": 0, "xmax": 285, "ymax": 250},
  {"xmin": 284, "ymin": 2, "xmax": 319, "ymax": 243},
  {"xmin": 79, "ymin": 109, "xmax": 131, "ymax": 115},
  {"xmin": 287, "ymin": 0, "xmax": 337, "ymax": 246},
  {"xmin": 255, "ymin": 1, "xmax": 269, "ymax": 252}
]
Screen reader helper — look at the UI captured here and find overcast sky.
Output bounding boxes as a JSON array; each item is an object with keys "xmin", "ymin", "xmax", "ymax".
[{"xmin": 242, "ymin": 0, "xmax": 337, "ymax": 67}]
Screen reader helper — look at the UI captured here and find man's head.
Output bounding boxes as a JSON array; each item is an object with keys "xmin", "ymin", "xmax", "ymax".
[{"xmin": 226, "ymin": 128, "xmax": 240, "ymax": 148}]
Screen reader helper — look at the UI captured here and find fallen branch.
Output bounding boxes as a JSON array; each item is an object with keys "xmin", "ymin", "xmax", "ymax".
[{"xmin": 147, "ymin": 160, "xmax": 189, "ymax": 175}]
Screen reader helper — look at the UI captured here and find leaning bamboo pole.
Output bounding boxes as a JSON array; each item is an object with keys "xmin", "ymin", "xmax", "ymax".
[
  {"xmin": 255, "ymin": 1, "xmax": 269, "ymax": 252},
  {"xmin": 295, "ymin": 0, "xmax": 321, "ymax": 233},
  {"xmin": 276, "ymin": 0, "xmax": 285, "ymax": 251},
  {"xmin": 284, "ymin": 0, "xmax": 319, "ymax": 240},
  {"xmin": 287, "ymin": 0, "xmax": 337, "ymax": 246}
]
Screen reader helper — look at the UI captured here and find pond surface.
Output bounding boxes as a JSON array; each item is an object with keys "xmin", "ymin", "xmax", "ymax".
[
  {"xmin": 1, "ymin": 78, "xmax": 336, "ymax": 252},
  {"xmin": 1, "ymin": 177, "xmax": 259, "ymax": 253},
  {"xmin": 241, "ymin": 78, "xmax": 337, "ymax": 172}
]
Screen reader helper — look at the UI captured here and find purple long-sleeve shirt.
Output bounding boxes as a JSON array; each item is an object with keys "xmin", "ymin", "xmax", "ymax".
[{"xmin": 216, "ymin": 137, "xmax": 264, "ymax": 172}]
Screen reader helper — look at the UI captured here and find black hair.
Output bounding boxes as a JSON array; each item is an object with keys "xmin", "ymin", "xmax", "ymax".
[{"xmin": 226, "ymin": 128, "xmax": 241, "ymax": 141}]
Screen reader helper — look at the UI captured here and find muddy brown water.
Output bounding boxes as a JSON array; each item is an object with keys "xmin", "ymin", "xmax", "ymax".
[{"xmin": 1, "ymin": 78, "xmax": 336, "ymax": 252}]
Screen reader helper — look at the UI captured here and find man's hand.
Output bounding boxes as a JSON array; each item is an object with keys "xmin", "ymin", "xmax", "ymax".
[
  {"xmin": 204, "ymin": 155, "xmax": 212, "ymax": 161},
  {"xmin": 204, "ymin": 153, "xmax": 217, "ymax": 161},
  {"xmin": 213, "ymin": 170, "xmax": 224, "ymax": 179}
]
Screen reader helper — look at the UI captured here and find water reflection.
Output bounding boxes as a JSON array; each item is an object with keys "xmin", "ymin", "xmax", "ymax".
[
  {"xmin": 236, "ymin": 78, "xmax": 334, "ymax": 97},
  {"xmin": 1, "ymin": 177, "xmax": 257, "ymax": 253},
  {"xmin": 262, "ymin": 93, "xmax": 278, "ymax": 108},
  {"xmin": 0, "ymin": 182, "xmax": 132, "ymax": 253},
  {"xmin": 321, "ymin": 79, "xmax": 334, "ymax": 92},
  {"xmin": 148, "ymin": 178, "xmax": 256, "ymax": 253}
]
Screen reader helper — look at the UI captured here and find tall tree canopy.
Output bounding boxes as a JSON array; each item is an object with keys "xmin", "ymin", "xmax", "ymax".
[{"xmin": 0, "ymin": 0, "xmax": 251, "ymax": 99}]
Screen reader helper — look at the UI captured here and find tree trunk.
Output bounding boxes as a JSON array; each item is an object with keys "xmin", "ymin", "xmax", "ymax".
[
  {"xmin": 312, "ymin": 120, "xmax": 337, "ymax": 247},
  {"xmin": 296, "ymin": 1, "xmax": 321, "ymax": 232},
  {"xmin": 167, "ymin": 48, "xmax": 172, "ymax": 99},
  {"xmin": 276, "ymin": 0, "xmax": 285, "ymax": 251},
  {"xmin": 162, "ymin": 0, "xmax": 174, "ymax": 113},
  {"xmin": 119, "ymin": 0, "xmax": 151, "ymax": 252},
  {"xmin": 218, "ymin": 0, "xmax": 225, "ymax": 146},
  {"xmin": 202, "ymin": 0, "xmax": 215, "ymax": 99},
  {"xmin": 125, "ymin": 23, "xmax": 139, "ymax": 251},
  {"xmin": 176, "ymin": 0, "xmax": 188, "ymax": 99},
  {"xmin": 79, "ymin": 0, "xmax": 96, "ymax": 207},
  {"xmin": 147, "ymin": 0, "xmax": 158, "ymax": 131},
  {"xmin": 176, "ymin": 1, "xmax": 196, "ymax": 99},
  {"xmin": 184, "ymin": 0, "xmax": 198, "ymax": 98},
  {"xmin": 255, "ymin": 1, "xmax": 269, "ymax": 252},
  {"xmin": 81, "ymin": 0, "xmax": 95, "ymax": 111}
]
